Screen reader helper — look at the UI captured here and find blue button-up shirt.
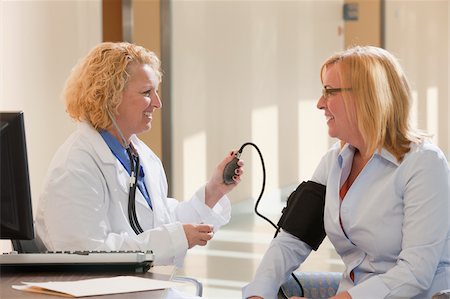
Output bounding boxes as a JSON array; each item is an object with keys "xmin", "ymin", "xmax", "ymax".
[
  {"xmin": 243, "ymin": 140, "xmax": 449, "ymax": 299},
  {"xmin": 100, "ymin": 130, "xmax": 152, "ymax": 209}
]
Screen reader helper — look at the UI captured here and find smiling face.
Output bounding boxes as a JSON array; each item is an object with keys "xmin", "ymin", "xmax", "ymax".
[
  {"xmin": 317, "ymin": 63, "xmax": 362, "ymax": 147},
  {"xmin": 114, "ymin": 63, "xmax": 161, "ymax": 142}
]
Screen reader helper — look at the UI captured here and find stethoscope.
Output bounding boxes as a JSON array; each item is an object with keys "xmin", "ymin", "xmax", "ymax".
[
  {"xmin": 108, "ymin": 110, "xmax": 144, "ymax": 235},
  {"xmin": 125, "ymin": 145, "xmax": 144, "ymax": 234}
]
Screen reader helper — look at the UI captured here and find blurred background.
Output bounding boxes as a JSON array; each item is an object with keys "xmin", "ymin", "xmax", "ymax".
[{"xmin": 1, "ymin": 0, "xmax": 448, "ymax": 297}]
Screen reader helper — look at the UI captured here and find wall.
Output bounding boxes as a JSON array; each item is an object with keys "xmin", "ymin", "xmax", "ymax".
[
  {"xmin": 344, "ymin": 0, "xmax": 381, "ymax": 47},
  {"xmin": 385, "ymin": 0, "xmax": 449, "ymax": 157},
  {"xmin": 169, "ymin": 1, "xmax": 344, "ymax": 203},
  {"xmin": 133, "ymin": 0, "xmax": 163, "ymax": 159},
  {"xmin": 0, "ymin": 0, "xmax": 447, "ymax": 251},
  {"xmin": 0, "ymin": 0, "xmax": 102, "ymax": 251}
]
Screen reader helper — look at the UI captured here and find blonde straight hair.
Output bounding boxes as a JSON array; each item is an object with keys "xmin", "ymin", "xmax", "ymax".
[
  {"xmin": 321, "ymin": 46, "xmax": 426, "ymax": 161},
  {"xmin": 64, "ymin": 42, "xmax": 161, "ymax": 130}
]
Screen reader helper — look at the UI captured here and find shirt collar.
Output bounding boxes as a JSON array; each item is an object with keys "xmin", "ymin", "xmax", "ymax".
[
  {"xmin": 99, "ymin": 130, "xmax": 134, "ymax": 175},
  {"xmin": 338, "ymin": 143, "xmax": 401, "ymax": 167},
  {"xmin": 100, "ymin": 130, "xmax": 128, "ymax": 159},
  {"xmin": 376, "ymin": 147, "xmax": 400, "ymax": 166}
]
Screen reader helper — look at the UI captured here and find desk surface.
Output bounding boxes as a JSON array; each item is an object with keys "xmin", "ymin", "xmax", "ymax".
[{"xmin": 0, "ymin": 266, "xmax": 175, "ymax": 299}]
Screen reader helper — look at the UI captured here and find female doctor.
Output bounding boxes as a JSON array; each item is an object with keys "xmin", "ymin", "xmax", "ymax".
[{"xmin": 35, "ymin": 42, "xmax": 244, "ymax": 267}]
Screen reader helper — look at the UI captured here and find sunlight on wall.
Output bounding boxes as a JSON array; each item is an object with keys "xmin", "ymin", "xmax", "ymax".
[
  {"xmin": 426, "ymin": 87, "xmax": 439, "ymax": 145},
  {"xmin": 410, "ymin": 90, "xmax": 419, "ymax": 129},
  {"xmin": 298, "ymin": 100, "xmax": 329, "ymax": 180},
  {"xmin": 183, "ymin": 131, "xmax": 206, "ymax": 200},
  {"xmin": 251, "ymin": 106, "xmax": 279, "ymax": 196},
  {"xmin": 0, "ymin": 0, "xmax": 101, "ymax": 253}
]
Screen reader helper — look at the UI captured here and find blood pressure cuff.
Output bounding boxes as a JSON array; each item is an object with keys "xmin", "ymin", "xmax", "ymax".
[{"xmin": 277, "ymin": 180, "xmax": 326, "ymax": 251}]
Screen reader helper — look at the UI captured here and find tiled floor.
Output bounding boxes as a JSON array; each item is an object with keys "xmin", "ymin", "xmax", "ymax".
[{"xmin": 176, "ymin": 188, "xmax": 344, "ymax": 298}]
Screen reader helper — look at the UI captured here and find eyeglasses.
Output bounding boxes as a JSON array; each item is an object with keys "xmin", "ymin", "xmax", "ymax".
[{"xmin": 322, "ymin": 87, "xmax": 352, "ymax": 99}]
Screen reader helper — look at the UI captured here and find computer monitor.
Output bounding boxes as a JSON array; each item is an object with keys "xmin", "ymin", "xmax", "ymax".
[{"xmin": 0, "ymin": 111, "xmax": 34, "ymax": 240}]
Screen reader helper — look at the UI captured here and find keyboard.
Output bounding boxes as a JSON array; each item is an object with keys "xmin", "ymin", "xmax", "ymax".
[{"xmin": 0, "ymin": 250, "xmax": 154, "ymax": 273}]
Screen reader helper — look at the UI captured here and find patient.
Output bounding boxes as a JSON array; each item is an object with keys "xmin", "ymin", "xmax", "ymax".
[
  {"xmin": 243, "ymin": 46, "xmax": 450, "ymax": 298},
  {"xmin": 35, "ymin": 42, "xmax": 244, "ymax": 267}
]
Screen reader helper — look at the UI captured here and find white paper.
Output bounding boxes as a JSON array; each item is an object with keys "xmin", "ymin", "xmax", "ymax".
[{"xmin": 12, "ymin": 276, "xmax": 186, "ymax": 297}]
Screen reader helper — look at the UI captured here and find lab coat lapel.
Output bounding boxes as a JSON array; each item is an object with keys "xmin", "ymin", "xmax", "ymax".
[
  {"xmin": 79, "ymin": 122, "xmax": 116, "ymax": 165},
  {"xmin": 79, "ymin": 122, "xmax": 131, "ymax": 196},
  {"xmin": 132, "ymin": 137, "xmax": 172, "ymax": 226},
  {"xmin": 128, "ymin": 138, "xmax": 153, "ymax": 213},
  {"xmin": 140, "ymin": 154, "xmax": 172, "ymax": 225}
]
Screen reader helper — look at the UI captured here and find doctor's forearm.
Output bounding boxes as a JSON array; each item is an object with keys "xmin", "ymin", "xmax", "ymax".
[{"xmin": 204, "ymin": 182, "xmax": 226, "ymax": 208}]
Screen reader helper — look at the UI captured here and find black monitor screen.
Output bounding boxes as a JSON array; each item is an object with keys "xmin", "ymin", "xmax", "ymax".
[{"xmin": 0, "ymin": 111, "xmax": 34, "ymax": 240}]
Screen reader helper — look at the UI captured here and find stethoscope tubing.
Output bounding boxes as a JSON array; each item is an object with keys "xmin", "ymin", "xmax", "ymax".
[
  {"xmin": 106, "ymin": 110, "xmax": 145, "ymax": 235},
  {"xmin": 126, "ymin": 147, "xmax": 144, "ymax": 235}
]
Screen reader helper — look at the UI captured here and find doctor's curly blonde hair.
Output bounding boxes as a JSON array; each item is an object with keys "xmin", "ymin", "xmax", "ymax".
[{"xmin": 64, "ymin": 42, "xmax": 161, "ymax": 130}]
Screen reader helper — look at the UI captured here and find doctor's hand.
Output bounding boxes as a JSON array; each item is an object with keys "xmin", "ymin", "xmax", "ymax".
[
  {"xmin": 205, "ymin": 150, "xmax": 244, "ymax": 208},
  {"xmin": 183, "ymin": 224, "xmax": 214, "ymax": 249}
]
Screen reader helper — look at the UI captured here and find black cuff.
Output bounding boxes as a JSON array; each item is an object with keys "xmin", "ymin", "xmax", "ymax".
[{"xmin": 277, "ymin": 181, "xmax": 326, "ymax": 251}]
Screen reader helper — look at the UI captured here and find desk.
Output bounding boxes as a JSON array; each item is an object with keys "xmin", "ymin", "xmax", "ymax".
[{"xmin": 0, "ymin": 266, "xmax": 175, "ymax": 299}]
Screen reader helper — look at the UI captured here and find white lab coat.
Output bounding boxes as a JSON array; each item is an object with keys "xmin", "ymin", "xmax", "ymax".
[{"xmin": 35, "ymin": 122, "xmax": 231, "ymax": 267}]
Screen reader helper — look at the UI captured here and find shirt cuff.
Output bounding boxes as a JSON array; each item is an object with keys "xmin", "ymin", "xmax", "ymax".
[
  {"xmin": 348, "ymin": 275, "xmax": 390, "ymax": 299},
  {"xmin": 190, "ymin": 186, "xmax": 231, "ymax": 231}
]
